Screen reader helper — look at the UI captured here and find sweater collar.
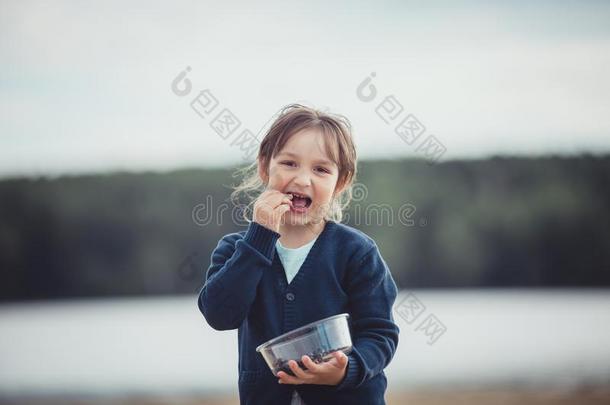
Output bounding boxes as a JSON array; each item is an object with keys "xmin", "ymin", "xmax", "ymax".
[{"xmin": 273, "ymin": 220, "xmax": 336, "ymax": 288}]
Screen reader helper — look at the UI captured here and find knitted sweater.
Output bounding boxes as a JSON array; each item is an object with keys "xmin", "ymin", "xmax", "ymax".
[{"xmin": 197, "ymin": 220, "xmax": 400, "ymax": 405}]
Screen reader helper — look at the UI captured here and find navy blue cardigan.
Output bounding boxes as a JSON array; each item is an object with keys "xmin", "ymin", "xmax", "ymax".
[{"xmin": 197, "ymin": 220, "xmax": 400, "ymax": 405}]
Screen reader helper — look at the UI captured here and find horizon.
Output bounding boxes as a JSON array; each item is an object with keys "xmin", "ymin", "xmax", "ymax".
[{"xmin": 0, "ymin": 150, "xmax": 607, "ymax": 181}]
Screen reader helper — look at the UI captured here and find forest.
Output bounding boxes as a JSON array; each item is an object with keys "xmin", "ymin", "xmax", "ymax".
[{"xmin": 1, "ymin": 154, "xmax": 609, "ymax": 302}]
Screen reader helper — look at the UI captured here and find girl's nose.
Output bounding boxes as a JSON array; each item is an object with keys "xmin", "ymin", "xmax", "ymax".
[{"xmin": 293, "ymin": 168, "xmax": 312, "ymax": 187}]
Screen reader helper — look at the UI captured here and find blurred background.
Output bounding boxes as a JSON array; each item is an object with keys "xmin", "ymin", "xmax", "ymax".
[{"xmin": 1, "ymin": 0, "xmax": 609, "ymax": 404}]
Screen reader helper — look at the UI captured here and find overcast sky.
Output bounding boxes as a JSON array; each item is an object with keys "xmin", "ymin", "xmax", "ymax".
[{"xmin": 1, "ymin": 0, "xmax": 609, "ymax": 178}]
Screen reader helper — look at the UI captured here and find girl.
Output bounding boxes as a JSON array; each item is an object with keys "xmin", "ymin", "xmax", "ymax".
[{"xmin": 198, "ymin": 104, "xmax": 400, "ymax": 405}]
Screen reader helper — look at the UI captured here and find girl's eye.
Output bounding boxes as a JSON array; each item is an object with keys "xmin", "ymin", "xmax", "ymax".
[{"xmin": 279, "ymin": 161, "xmax": 329, "ymax": 173}]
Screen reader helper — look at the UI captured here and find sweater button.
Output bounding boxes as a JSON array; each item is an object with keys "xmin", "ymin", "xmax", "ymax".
[{"xmin": 285, "ymin": 292, "xmax": 295, "ymax": 301}]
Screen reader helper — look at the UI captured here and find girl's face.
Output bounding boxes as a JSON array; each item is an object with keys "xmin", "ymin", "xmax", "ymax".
[{"xmin": 260, "ymin": 127, "xmax": 344, "ymax": 227}]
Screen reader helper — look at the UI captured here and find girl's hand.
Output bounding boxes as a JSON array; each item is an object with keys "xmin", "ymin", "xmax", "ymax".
[
  {"xmin": 253, "ymin": 189, "xmax": 293, "ymax": 234},
  {"xmin": 277, "ymin": 351, "xmax": 349, "ymax": 386}
]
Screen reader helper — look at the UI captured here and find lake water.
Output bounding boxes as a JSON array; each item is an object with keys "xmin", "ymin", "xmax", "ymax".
[{"xmin": 1, "ymin": 289, "xmax": 609, "ymax": 396}]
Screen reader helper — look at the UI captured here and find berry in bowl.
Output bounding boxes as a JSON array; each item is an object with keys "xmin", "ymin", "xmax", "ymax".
[{"xmin": 256, "ymin": 313, "xmax": 352, "ymax": 377}]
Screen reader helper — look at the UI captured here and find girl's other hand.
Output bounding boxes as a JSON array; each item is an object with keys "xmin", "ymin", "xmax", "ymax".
[
  {"xmin": 253, "ymin": 189, "xmax": 293, "ymax": 234},
  {"xmin": 277, "ymin": 351, "xmax": 349, "ymax": 386}
]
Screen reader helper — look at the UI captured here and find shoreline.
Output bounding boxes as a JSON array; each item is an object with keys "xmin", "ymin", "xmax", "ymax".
[{"xmin": 2, "ymin": 385, "xmax": 610, "ymax": 405}]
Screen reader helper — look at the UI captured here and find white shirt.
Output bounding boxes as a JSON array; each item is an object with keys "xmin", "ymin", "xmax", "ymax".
[{"xmin": 275, "ymin": 236, "xmax": 319, "ymax": 404}]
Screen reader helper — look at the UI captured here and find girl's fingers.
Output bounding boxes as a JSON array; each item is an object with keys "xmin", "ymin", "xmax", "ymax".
[
  {"xmin": 261, "ymin": 190, "xmax": 292, "ymax": 208},
  {"xmin": 323, "ymin": 351, "xmax": 347, "ymax": 369},
  {"xmin": 277, "ymin": 371, "xmax": 300, "ymax": 385},
  {"xmin": 288, "ymin": 360, "xmax": 311, "ymax": 380},
  {"xmin": 301, "ymin": 355, "xmax": 320, "ymax": 373},
  {"xmin": 332, "ymin": 351, "xmax": 348, "ymax": 368},
  {"xmin": 273, "ymin": 198, "xmax": 293, "ymax": 213},
  {"xmin": 256, "ymin": 195, "xmax": 290, "ymax": 213},
  {"xmin": 334, "ymin": 351, "xmax": 347, "ymax": 361}
]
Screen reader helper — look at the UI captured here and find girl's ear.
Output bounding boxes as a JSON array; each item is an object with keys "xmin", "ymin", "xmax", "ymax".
[{"xmin": 257, "ymin": 158, "xmax": 269, "ymax": 184}]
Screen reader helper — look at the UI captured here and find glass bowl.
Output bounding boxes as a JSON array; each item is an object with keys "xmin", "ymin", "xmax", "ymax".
[{"xmin": 256, "ymin": 313, "xmax": 352, "ymax": 376}]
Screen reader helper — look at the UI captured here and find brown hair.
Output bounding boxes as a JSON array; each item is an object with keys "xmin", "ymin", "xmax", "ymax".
[{"xmin": 230, "ymin": 103, "xmax": 358, "ymax": 223}]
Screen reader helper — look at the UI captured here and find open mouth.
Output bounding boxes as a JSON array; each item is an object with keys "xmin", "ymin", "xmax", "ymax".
[{"xmin": 286, "ymin": 192, "xmax": 312, "ymax": 211}]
